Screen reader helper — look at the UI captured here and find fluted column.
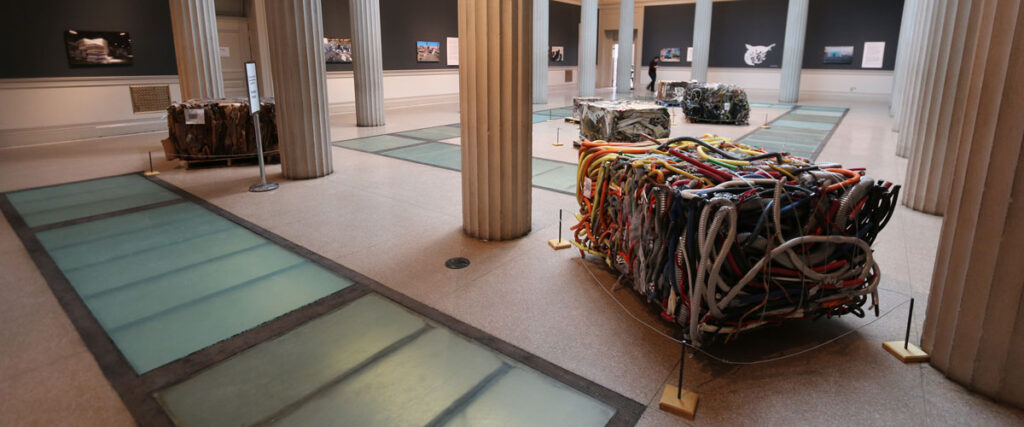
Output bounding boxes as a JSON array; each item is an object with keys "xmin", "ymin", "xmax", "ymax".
[
  {"xmin": 265, "ymin": 0, "xmax": 333, "ymax": 179},
  {"xmin": 922, "ymin": 0, "xmax": 1024, "ymax": 409},
  {"xmin": 895, "ymin": 0, "xmax": 939, "ymax": 157},
  {"xmin": 691, "ymin": 0, "xmax": 712, "ymax": 82},
  {"xmin": 168, "ymin": 0, "xmax": 224, "ymax": 100},
  {"xmin": 578, "ymin": 0, "xmax": 598, "ymax": 97},
  {"xmin": 890, "ymin": 0, "xmax": 919, "ymax": 121},
  {"xmin": 349, "ymin": 0, "xmax": 385, "ymax": 126},
  {"xmin": 778, "ymin": 0, "xmax": 808, "ymax": 103},
  {"xmin": 903, "ymin": 0, "xmax": 967, "ymax": 214},
  {"xmin": 615, "ymin": 0, "xmax": 634, "ymax": 94},
  {"xmin": 247, "ymin": 0, "xmax": 274, "ymax": 96},
  {"xmin": 533, "ymin": 0, "xmax": 549, "ymax": 104},
  {"xmin": 458, "ymin": 0, "xmax": 532, "ymax": 240}
]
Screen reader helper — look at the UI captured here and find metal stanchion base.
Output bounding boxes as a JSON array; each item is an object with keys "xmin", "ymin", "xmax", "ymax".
[
  {"xmin": 882, "ymin": 341, "xmax": 930, "ymax": 363},
  {"xmin": 143, "ymin": 171, "xmax": 161, "ymax": 177},
  {"xmin": 249, "ymin": 182, "xmax": 279, "ymax": 192},
  {"xmin": 548, "ymin": 239, "xmax": 572, "ymax": 250},
  {"xmin": 659, "ymin": 385, "xmax": 699, "ymax": 420}
]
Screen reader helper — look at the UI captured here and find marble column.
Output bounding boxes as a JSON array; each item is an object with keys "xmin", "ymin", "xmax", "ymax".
[
  {"xmin": 615, "ymin": 0, "xmax": 634, "ymax": 94},
  {"xmin": 533, "ymin": 0, "xmax": 549, "ymax": 104},
  {"xmin": 247, "ymin": 0, "xmax": 274, "ymax": 97},
  {"xmin": 895, "ymin": 0, "xmax": 939, "ymax": 157},
  {"xmin": 903, "ymin": 0, "xmax": 966, "ymax": 214},
  {"xmin": 168, "ymin": 0, "xmax": 224, "ymax": 100},
  {"xmin": 349, "ymin": 0, "xmax": 385, "ymax": 126},
  {"xmin": 922, "ymin": 0, "xmax": 1024, "ymax": 409},
  {"xmin": 690, "ymin": 0, "xmax": 712, "ymax": 82},
  {"xmin": 778, "ymin": 0, "xmax": 808, "ymax": 103},
  {"xmin": 890, "ymin": 0, "xmax": 919, "ymax": 121},
  {"xmin": 578, "ymin": 0, "xmax": 598, "ymax": 97},
  {"xmin": 264, "ymin": 0, "xmax": 333, "ymax": 179},
  {"xmin": 458, "ymin": 0, "xmax": 532, "ymax": 240}
]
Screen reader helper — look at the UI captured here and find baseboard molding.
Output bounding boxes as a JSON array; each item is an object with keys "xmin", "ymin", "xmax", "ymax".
[{"xmin": 0, "ymin": 117, "xmax": 167, "ymax": 149}]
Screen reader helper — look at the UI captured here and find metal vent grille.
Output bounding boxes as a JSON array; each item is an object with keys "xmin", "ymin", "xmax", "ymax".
[
  {"xmin": 565, "ymin": 69, "xmax": 573, "ymax": 83},
  {"xmin": 129, "ymin": 85, "xmax": 171, "ymax": 114}
]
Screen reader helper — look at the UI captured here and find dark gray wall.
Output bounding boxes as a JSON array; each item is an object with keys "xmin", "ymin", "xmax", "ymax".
[
  {"xmin": 0, "ymin": 0, "xmax": 177, "ymax": 78},
  {"xmin": 641, "ymin": 3, "xmax": 695, "ymax": 69},
  {"xmin": 708, "ymin": 0, "xmax": 788, "ymax": 68},
  {"xmin": 641, "ymin": 0, "xmax": 903, "ymax": 71},
  {"xmin": 322, "ymin": 0, "xmax": 354, "ymax": 72},
  {"xmin": 803, "ymin": 0, "xmax": 904, "ymax": 70},
  {"xmin": 322, "ymin": 0, "xmax": 458, "ymax": 71},
  {"xmin": 550, "ymin": 1, "xmax": 581, "ymax": 66}
]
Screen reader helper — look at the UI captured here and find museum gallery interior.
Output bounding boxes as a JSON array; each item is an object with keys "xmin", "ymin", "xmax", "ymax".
[{"xmin": 0, "ymin": 0, "xmax": 1022, "ymax": 425}]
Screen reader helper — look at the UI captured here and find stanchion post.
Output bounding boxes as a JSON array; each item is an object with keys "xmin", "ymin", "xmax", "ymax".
[
  {"xmin": 548, "ymin": 209, "xmax": 572, "ymax": 250},
  {"xmin": 144, "ymin": 151, "xmax": 160, "ymax": 176},
  {"xmin": 553, "ymin": 128, "xmax": 564, "ymax": 147},
  {"xmin": 660, "ymin": 338, "xmax": 699, "ymax": 419},
  {"xmin": 245, "ymin": 61, "xmax": 278, "ymax": 193},
  {"xmin": 883, "ymin": 297, "xmax": 929, "ymax": 363}
]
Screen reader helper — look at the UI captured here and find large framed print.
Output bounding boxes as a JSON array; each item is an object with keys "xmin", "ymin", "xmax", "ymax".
[
  {"xmin": 324, "ymin": 38, "xmax": 352, "ymax": 64},
  {"xmin": 64, "ymin": 30, "xmax": 133, "ymax": 66}
]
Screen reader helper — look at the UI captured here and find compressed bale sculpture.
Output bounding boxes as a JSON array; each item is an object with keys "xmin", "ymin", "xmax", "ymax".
[
  {"xmin": 580, "ymin": 101, "xmax": 671, "ymax": 143},
  {"xmin": 573, "ymin": 135, "xmax": 900, "ymax": 346}
]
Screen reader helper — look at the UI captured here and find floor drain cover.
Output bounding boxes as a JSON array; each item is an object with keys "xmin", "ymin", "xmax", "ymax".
[{"xmin": 445, "ymin": 257, "xmax": 470, "ymax": 269}]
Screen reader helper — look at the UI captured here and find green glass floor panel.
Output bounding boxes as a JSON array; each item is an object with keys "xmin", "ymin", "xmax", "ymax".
[
  {"xmin": 396, "ymin": 126, "xmax": 463, "ymax": 141},
  {"xmin": 335, "ymin": 134, "xmax": 425, "ymax": 153},
  {"xmin": 533, "ymin": 164, "xmax": 579, "ymax": 194},
  {"xmin": 781, "ymin": 113, "xmax": 842, "ymax": 124},
  {"xmin": 33, "ymin": 200, "xmax": 352, "ymax": 374},
  {"xmin": 795, "ymin": 105, "xmax": 848, "ymax": 112},
  {"xmin": 750, "ymin": 129, "xmax": 828, "ymax": 144},
  {"xmin": 157, "ymin": 294, "xmax": 614, "ymax": 427},
  {"xmin": 110, "ymin": 260, "xmax": 349, "ymax": 373},
  {"xmin": 792, "ymin": 108, "xmax": 846, "ymax": 117},
  {"xmin": 7, "ymin": 174, "xmax": 179, "ymax": 227},
  {"xmin": 37, "ymin": 202, "xmax": 202, "ymax": 251},
  {"xmin": 533, "ymin": 114, "xmax": 555, "ymax": 123},
  {"xmin": 445, "ymin": 368, "xmax": 616, "ymax": 427},
  {"xmin": 770, "ymin": 119, "xmax": 836, "ymax": 131},
  {"xmin": 156, "ymin": 295, "xmax": 426, "ymax": 427},
  {"xmin": 385, "ymin": 142, "xmax": 462, "ymax": 170},
  {"xmin": 532, "ymin": 158, "xmax": 570, "ymax": 177},
  {"xmin": 749, "ymin": 103, "xmax": 795, "ymax": 109}
]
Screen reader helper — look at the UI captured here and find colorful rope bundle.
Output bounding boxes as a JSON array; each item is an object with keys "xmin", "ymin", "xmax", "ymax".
[{"xmin": 572, "ymin": 135, "xmax": 900, "ymax": 346}]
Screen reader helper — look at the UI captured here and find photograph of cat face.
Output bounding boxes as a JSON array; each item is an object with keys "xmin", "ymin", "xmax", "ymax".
[{"xmin": 743, "ymin": 43, "xmax": 775, "ymax": 66}]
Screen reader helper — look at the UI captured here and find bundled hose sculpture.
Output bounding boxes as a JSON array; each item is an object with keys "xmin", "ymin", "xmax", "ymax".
[
  {"xmin": 683, "ymin": 83, "xmax": 751, "ymax": 125},
  {"xmin": 572, "ymin": 135, "xmax": 900, "ymax": 346}
]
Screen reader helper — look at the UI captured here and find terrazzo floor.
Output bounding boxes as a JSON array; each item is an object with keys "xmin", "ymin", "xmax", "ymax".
[{"xmin": 1, "ymin": 87, "xmax": 1022, "ymax": 426}]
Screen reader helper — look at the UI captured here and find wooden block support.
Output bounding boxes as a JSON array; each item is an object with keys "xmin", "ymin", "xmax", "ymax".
[
  {"xmin": 883, "ymin": 341, "xmax": 930, "ymax": 363},
  {"xmin": 548, "ymin": 239, "xmax": 572, "ymax": 250},
  {"xmin": 659, "ymin": 385, "xmax": 699, "ymax": 420}
]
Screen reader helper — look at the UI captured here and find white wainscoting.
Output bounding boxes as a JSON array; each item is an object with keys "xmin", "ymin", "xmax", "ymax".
[{"xmin": 0, "ymin": 76, "xmax": 183, "ymax": 148}]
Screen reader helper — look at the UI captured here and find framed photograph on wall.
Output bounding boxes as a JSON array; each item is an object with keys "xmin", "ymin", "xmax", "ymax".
[
  {"xmin": 417, "ymin": 41, "xmax": 440, "ymax": 63},
  {"xmin": 823, "ymin": 46, "xmax": 854, "ymax": 64},
  {"xmin": 324, "ymin": 38, "xmax": 352, "ymax": 63},
  {"xmin": 660, "ymin": 48, "xmax": 681, "ymax": 62},
  {"xmin": 550, "ymin": 46, "xmax": 565, "ymax": 62},
  {"xmin": 64, "ymin": 30, "xmax": 133, "ymax": 66}
]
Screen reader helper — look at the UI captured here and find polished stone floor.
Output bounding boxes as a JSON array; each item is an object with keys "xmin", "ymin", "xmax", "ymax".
[{"xmin": 1, "ymin": 87, "xmax": 1022, "ymax": 426}]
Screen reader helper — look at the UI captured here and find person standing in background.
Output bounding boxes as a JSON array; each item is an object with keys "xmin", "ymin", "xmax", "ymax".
[{"xmin": 646, "ymin": 56, "xmax": 659, "ymax": 91}]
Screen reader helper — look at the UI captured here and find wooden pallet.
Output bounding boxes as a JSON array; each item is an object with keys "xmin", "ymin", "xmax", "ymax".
[{"xmin": 183, "ymin": 152, "xmax": 280, "ymax": 170}]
